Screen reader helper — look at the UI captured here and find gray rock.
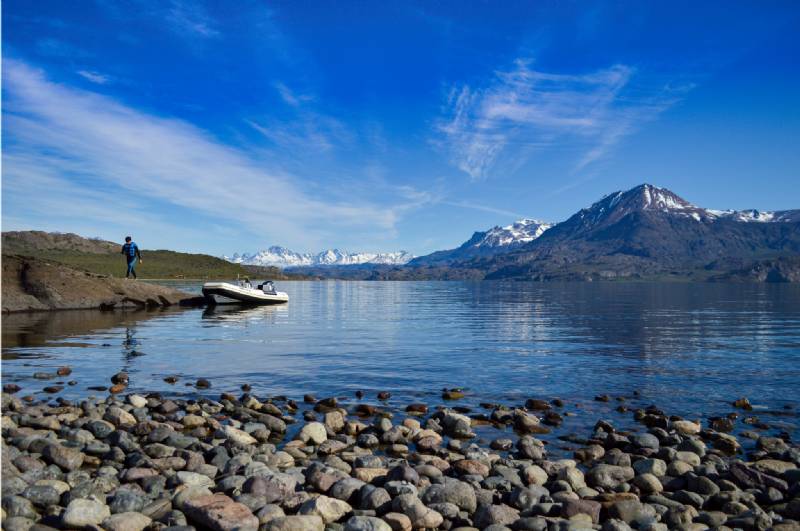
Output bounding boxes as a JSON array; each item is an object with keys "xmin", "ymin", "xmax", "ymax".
[
  {"xmin": 607, "ymin": 500, "xmax": 657, "ymax": 525},
  {"xmin": 633, "ymin": 459, "xmax": 667, "ymax": 477},
  {"xmin": 360, "ymin": 487, "xmax": 391, "ymax": 511},
  {"xmin": 343, "ymin": 516, "xmax": 392, "ymax": 531},
  {"xmin": 21, "ymin": 485, "xmax": 60, "ymax": 508},
  {"xmin": 42, "ymin": 444, "xmax": 84, "ymax": 471},
  {"xmin": 473, "ymin": 503, "xmax": 519, "ymax": 528},
  {"xmin": 561, "ymin": 499, "xmax": 602, "ymax": 523},
  {"xmin": 330, "ymin": 478, "xmax": 366, "ymax": 503},
  {"xmin": 264, "ymin": 515, "xmax": 324, "ymax": 531},
  {"xmin": 630, "ymin": 433, "xmax": 660, "ymax": 450},
  {"xmin": 420, "ymin": 478, "xmax": 477, "ymax": 513},
  {"xmin": 102, "ymin": 512, "xmax": 152, "ymax": 531},
  {"xmin": 508, "ymin": 486, "xmax": 549, "ymax": 512},
  {"xmin": 62, "ymin": 498, "xmax": 111, "ymax": 528},
  {"xmin": 2, "ymin": 517, "xmax": 35, "ymax": 531},
  {"xmin": 586, "ymin": 464, "xmax": 635, "ymax": 489},
  {"xmin": 110, "ymin": 490, "xmax": 147, "ymax": 514},
  {"xmin": 2, "ymin": 495, "xmax": 39, "ymax": 520}
]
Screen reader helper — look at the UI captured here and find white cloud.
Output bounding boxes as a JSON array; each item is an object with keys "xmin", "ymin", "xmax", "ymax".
[
  {"xmin": 2, "ymin": 59, "xmax": 416, "ymax": 250},
  {"xmin": 273, "ymin": 81, "xmax": 315, "ymax": 107},
  {"xmin": 436, "ymin": 58, "xmax": 691, "ymax": 179},
  {"xmin": 165, "ymin": 0, "xmax": 219, "ymax": 38},
  {"xmin": 77, "ymin": 70, "xmax": 111, "ymax": 84}
]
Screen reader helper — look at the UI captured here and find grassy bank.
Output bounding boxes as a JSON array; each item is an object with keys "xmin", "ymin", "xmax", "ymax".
[{"xmin": 6, "ymin": 249, "xmax": 298, "ymax": 280}]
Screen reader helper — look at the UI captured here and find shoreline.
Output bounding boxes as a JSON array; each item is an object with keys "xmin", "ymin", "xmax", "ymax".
[{"xmin": 3, "ymin": 376, "xmax": 798, "ymax": 531}]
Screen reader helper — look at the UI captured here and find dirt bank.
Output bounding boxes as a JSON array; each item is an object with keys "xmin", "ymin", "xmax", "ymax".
[{"xmin": 2, "ymin": 255, "xmax": 204, "ymax": 313}]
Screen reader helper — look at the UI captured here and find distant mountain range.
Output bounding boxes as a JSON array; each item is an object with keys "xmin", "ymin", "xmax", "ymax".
[
  {"xmin": 410, "ymin": 219, "xmax": 553, "ymax": 266},
  {"xmin": 225, "ymin": 247, "xmax": 415, "ymax": 268},
  {"xmin": 223, "ymin": 183, "xmax": 800, "ymax": 281},
  {"xmin": 403, "ymin": 183, "xmax": 800, "ymax": 281},
  {"xmin": 7, "ymin": 183, "xmax": 799, "ymax": 282}
]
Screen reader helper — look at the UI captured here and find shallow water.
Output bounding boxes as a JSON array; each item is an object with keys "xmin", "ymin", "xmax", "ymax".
[{"xmin": 3, "ymin": 281, "xmax": 800, "ymax": 443}]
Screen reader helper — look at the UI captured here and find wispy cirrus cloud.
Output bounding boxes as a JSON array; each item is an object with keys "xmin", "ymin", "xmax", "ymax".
[
  {"xmin": 165, "ymin": 0, "xmax": 219, "ymax": 38},
  {"xmin": 2, "ymin": 59, "xmax": 419, "ymax": 251},
  {"xmin": 273, "ymin": 81, "xmax": 316, "ymax": 108},
  {"xmin": 77, "ymin": 70, "xmax": 111, "ymax": 84},
  {"xmin": 436, "ymin": 59, "xmax": 692, "ymax": 180}
]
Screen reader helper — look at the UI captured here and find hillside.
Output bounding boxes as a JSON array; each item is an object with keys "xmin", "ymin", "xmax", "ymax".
[{"xmin": 1, "ymin": 231, "xmax": 296, "ymax": 280}]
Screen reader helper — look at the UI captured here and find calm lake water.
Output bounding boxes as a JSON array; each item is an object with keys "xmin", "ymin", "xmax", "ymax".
[{"xmin": 3, "ymin": 281, "xmax": 800, "ymax": 444}]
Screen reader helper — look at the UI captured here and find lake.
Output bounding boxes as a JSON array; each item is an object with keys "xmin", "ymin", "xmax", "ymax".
[{"xmin": 3, "ymin": 281, "xmax": 800, "ymax": 446}]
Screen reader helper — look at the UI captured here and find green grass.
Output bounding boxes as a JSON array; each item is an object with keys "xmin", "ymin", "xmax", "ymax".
[{"xmin": 10, "ymin": 249, "xmax": 282, "ymax": 280}]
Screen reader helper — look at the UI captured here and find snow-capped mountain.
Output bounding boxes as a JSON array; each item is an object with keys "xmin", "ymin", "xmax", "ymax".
[
  {"xmin": 476, "ymin": 219, "xmax": 553, "ymax": 247},
  {"xmin": 574, "ymin": 184, "xmax": 800, "ymax": 228},
  {"xmin": 410, "ymin": 218, "xmax": 552, "ymax": 266},
  {"xmin": 478, "ymin": 183, "xmax": 800, "ymax": 280},
  {"xmin": 225, "ymin": 246, "xmax": 414, "ymax": 268}
]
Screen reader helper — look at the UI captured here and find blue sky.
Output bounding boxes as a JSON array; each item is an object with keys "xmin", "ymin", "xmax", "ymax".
[{"xmin": 3, "ymin": 1, "xmax": 799, "ymax": 255}]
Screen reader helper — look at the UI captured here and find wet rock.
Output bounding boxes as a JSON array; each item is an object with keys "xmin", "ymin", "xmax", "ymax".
[{"xmin": 440, "ymin": 410, "xmax": 474, "ymax": 439}]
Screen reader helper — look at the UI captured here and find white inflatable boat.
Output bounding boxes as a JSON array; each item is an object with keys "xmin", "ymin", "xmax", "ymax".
[{"xmin": 202, "ymin": 279, "xmax": 289, "ymax": 305}]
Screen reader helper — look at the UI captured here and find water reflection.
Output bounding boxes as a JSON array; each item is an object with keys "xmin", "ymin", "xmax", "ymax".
[
  {"xmin": 201, "ymin": 303, "xmax": 288, "ymax": 323},
  {"xmin": 2, "ymin": 308, "xmax": 177, "ymax": 352},
  {"xmin": 2, "ymin": 282, "xmax": 799, "ymax": 433}
]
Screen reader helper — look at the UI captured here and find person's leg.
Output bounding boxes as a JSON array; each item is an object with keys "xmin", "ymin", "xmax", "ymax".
[{"xmin": 127, "ymin": 259, "xmax": 135, "ymax": 278}]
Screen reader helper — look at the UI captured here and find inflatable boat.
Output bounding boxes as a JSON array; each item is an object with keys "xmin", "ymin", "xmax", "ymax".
[{"xmin": 202, "ymin": 279, "xmax": 289, "ymax": 305}]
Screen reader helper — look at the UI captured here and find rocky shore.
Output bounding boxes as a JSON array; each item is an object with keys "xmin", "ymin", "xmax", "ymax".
[
  {"xmin": 2, "ymin": 256, "xmax": 203, "ymax": 313},
  {"xmin": 2, "ymin": 377, "xmax": 799, "ymax": 531}
]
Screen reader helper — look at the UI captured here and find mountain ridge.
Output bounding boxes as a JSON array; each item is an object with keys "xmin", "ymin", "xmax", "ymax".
[{"xmin": 225, "ymin": 246, "xmax": 415, "ymax": 268}]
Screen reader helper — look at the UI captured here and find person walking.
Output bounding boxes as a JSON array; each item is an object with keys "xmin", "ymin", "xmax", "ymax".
[{"xmin": 121, "ymin": 236, "xmax": 143, "ymax": 279}]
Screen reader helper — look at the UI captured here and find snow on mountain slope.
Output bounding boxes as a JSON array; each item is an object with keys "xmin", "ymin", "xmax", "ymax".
[
  {"xmin": 571, "ymin": 184, "xmax": 799, "ymax": 230},
  {"xmin": 476, "ymin": 219, "xmax": 553, "ymax": 248},
  {"xmin": 409, "ymin": 218, "xmax": 552, "ymax": 266},
  {"xmin": 225, "ymin": 246, "xmax": 414, "ymax": 268}
]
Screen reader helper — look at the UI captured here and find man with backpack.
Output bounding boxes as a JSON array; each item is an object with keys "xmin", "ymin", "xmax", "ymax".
[{"xmin": 121, "ymin": 236, "xmax": 143, "ymax": 279}]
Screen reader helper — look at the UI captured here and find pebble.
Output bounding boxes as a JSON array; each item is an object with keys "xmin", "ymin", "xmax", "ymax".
[{"xmin": 2, "ymin": 387, "xmax": 799, "ymax": 531}]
